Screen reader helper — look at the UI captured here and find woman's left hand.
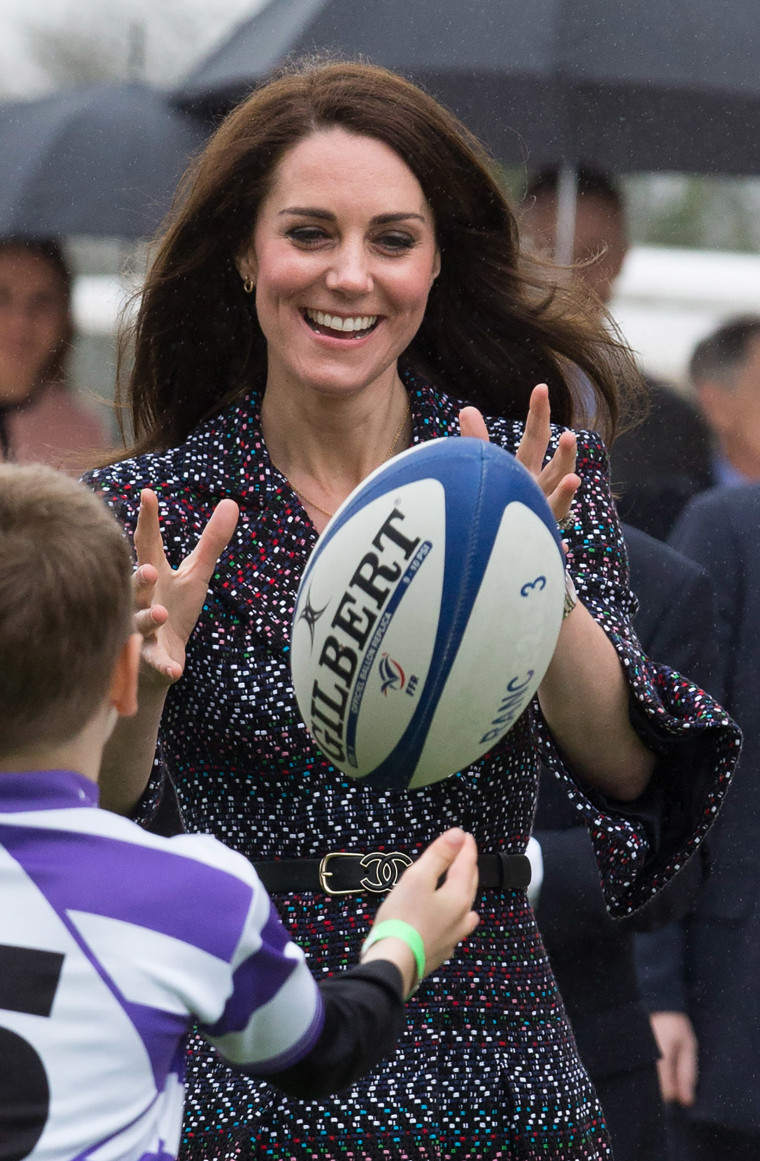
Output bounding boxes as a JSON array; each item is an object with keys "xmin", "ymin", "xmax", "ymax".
[
  {"xmin": 460, "ymin": 384, "xmax": 655, "ymax": 800},
  {"xmin": 459, "ymin": 383, "xmax": 580, "ymax": 524}
]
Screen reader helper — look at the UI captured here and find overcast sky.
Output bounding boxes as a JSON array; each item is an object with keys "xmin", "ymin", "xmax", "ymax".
[{"xmin": 0, "ymin": 0, "xmax": 268, "ymax": 97}]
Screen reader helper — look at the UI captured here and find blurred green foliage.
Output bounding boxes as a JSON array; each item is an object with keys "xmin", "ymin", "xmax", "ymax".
[{"xmin": 625, "ymin": 175, "xmax": 760, "ymax": 252}]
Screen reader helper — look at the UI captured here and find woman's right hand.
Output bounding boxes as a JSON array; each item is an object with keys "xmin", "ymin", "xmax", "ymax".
[
  {"xmin": 99, "ymin": 489, "xmax": 239, "ymax": 815},
  {"xmin": 132, "ymin": 488, "xmax": 240, "ymax": 687}
]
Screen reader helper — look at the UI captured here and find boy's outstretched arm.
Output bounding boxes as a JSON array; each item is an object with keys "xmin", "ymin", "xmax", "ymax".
[
  {"xmin": 360, "ymin": 828, "xmax": 480, "ymax": 994},
  {"xmin": 217, "ymin": 830, "xmax": 479, "ymax": 1099}
]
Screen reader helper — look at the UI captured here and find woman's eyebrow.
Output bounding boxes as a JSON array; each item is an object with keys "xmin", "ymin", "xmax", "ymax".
[
  {"xmin": 278, "ymin": 207, "xmax": 334, "ymax": 220},
  {"xmin": 278, "ymin": 207, "xmax": 428, "ymax": 224}
]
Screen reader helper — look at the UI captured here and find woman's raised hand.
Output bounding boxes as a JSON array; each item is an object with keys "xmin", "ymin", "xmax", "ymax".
[
  {"xmin": 459, "ymin": 383, "xmax": 580, "ymax": 524},
  {"xmin": 462, "ymin": 386, "xmax": 655, "ymax": 800},
  {"xmin": 132, "ymin": 488, "xmax": 239, "ymax": 687}
]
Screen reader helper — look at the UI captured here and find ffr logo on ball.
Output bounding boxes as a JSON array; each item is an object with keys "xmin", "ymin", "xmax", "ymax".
[{"xmin": 378, "ymin": 653, "xmax": 419, "ymax": 697}]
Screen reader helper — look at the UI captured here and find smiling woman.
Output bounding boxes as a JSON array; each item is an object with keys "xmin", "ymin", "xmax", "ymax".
[
  {"xmin": 234, "ymin": 127, "xmax": 439, "ymax": 519},
  {"xmin": 84, "ymin": 59, "xmax": 739, "ymax": 1161}
]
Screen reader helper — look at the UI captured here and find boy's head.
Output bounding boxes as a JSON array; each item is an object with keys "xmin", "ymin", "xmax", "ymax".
[{"xmin": 0, "ymin": 463, "xmax": 134, "ymax": 758}]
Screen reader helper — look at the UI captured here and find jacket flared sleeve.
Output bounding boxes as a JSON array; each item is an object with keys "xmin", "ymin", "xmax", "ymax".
[{"xmin": 527, "ymin": 429, "xmax": 741, "ymax": 918}]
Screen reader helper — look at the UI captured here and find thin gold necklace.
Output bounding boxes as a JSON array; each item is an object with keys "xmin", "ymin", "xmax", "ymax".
[{"xmin": 272, "ymin": 397, "xmax": 411, "ymax": 520}]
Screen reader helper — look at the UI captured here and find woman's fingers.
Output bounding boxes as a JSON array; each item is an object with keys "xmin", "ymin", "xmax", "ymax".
[
  {"xmin": 183, "ymin": 498, "xmax": 239, "ymax": 583},
  {"xmin": 550, "ymin": 474, "xmax": 581, "ymax": 524},
  {"xmin": 133, "ymin": 604, "xmax": 168, "ymax": 638},
  {"xmin": 458, "ymin": 388, "xmax": 579, "ymax": 522},
  {"xmin": 514, "ymin": 387, "xmax": 580, "ymax": 521},
  {"xmin": 141, "ymin": 638, "xmax": 184, "ymax": 683},
  {"xmin": 516, "ymin": 384, "xmax": 552, "ymax": 475},
  {"xmin": 458, "ymin": 407, "xmax": 490, "ymax": 442},
  {"xmin": 132, "ymin": 562, "xmax": 159, "ymax": 612},
  {"xmin": 134, "ymin": 489, "xmax": 167, "ymax": 569},
  {"xmin": 135, "ymin": 492, "xmax": 238, "ymax": 592},
  {"xmin": 128, "ymin": 495, "xmax": 239, "ymax": 688},
  {"xmin": 538, "ymin": 430, "xmax": 579, "ymax": 520},
  {"xmin": 132, "ymin": 601, "xmax": 183, "ymax": 683},
  {"xmin": 133, "ymin": 491, "xmax": 238, "ymax": 605},
  {"xmin": 541, "ymin": 429, "xmax": 578, "ymax": 485}
]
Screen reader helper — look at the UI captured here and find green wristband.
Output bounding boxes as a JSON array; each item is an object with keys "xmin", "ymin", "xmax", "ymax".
[{"xmin": 361, "ymin": 919, "xmax": 426, "ymax": 999}]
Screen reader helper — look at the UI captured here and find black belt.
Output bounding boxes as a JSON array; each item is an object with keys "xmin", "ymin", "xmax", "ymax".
[{"xmin": 253, "ymin": 850, "xmax": 531, "ymax": 896}]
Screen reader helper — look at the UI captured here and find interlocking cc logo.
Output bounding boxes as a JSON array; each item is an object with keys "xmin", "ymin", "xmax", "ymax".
[
  {"xmin": 319, "ymin": 850, "xmax": 415, "ymax": 894},
  {"xmin": 360, "ymin": 851, "xmax": 413, "ymax": 892}
]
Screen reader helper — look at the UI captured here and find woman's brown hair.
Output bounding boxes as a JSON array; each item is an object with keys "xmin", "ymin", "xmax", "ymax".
[{"xmin": 121, "ymin": 59, "xmax": 638, "ymax": 455}]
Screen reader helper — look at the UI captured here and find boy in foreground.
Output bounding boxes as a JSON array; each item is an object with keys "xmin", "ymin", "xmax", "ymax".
[{"xmin": 0, "ymin": 463, "xmax": 479, "ymax": 1161}]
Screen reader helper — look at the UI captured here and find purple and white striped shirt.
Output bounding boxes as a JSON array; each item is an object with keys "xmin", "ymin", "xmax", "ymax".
[{"xmin": 0, "ymin": 769, "xmax": 324, "ymax": 1161}]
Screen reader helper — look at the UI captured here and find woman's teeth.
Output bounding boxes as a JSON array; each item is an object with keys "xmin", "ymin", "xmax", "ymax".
[{"xmin": 305, "ymin": 309, "xmax": 378, "ymax": 335}]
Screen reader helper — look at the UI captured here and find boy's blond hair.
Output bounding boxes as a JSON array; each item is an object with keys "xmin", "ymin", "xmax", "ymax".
[{"xmin": 0, "ymin": 463, "xmax": 133, "ymax": 755}]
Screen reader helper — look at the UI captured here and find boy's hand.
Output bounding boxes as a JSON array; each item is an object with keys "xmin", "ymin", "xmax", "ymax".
[{"xmin": 362, "ymin": 830, "xmax": 479, "ymax": 993}]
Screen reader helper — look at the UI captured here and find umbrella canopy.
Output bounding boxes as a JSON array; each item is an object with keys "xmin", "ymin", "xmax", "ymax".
[
  {"xmin": 175, "ymin": 0, "xmax": 760, "ymax": 177},
  {"xmin": 0, "ymin": 82, "xmax": 209, "ymax": 239}
]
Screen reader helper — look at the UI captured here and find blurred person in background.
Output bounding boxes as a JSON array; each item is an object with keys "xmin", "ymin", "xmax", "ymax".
[
  {"xmin": 523, "ymin": 168, "xmax": 726, "ymax": 1159},
  {"xmin": 532, "ymin": 520, "xmax": 721, "ymax": 1161},
  {"xmin": 636, "ymin": 480, "xmax": 760, "ymax": 1161},
  {"xmin": 0, "ymin": 237, "xmax": 110, "ymax": 471},
  {"xmin": 522, "ymin": 166, "xmax": 628, "ymax": 304},
  {"xmin": 689, "ymin": 315, "xmax": 760, "ymax": 486},
  {"xmin": 522, "ymin": 168, "xmax": 713, "ymax": 541}
]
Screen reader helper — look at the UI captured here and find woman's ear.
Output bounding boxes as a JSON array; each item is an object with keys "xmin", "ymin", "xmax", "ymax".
[
  {"xmin": 431, "ymin": 248, "xmax": 441, "ymax": 284},
  {"xmin": 234, "ymin": 247, "xmax": 258, "ymax": 287}
]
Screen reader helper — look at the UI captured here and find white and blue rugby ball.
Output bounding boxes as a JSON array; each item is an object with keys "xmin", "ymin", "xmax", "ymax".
[{"xmin": 291, "ymin": 437, "xmax": 566, "ymax": 790}]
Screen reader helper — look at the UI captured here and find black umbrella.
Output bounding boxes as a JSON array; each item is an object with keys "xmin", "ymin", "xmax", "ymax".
[
  {"xmin": 0, "ymin": 82, "xmax": 209, "ymax": 239},
  {"xmin": 175, "ymin": 0, "xmax": 760, "ymax": 179}
]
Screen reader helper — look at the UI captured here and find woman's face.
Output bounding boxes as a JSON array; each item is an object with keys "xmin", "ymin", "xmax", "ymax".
[
  {"xmin": 238, "ymin": 127, "xmax": 440, "ymax": 402},
  {"xmin": 0, "ymin": 248, "xmax": 69, "ymax": 404}
]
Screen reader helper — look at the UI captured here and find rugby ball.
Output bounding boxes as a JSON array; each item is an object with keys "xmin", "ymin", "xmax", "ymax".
[{"xmin": 291, "ymin": 437, "xmax": 566, "ymax": 790}]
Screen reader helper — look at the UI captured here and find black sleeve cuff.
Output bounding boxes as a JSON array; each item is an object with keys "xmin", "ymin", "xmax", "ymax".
[
  {"xmin": 255, "ymin": 960, "xmax": 406, "ymax": 1099},
  {"xmin": 583, "ymin": 694, "xmax": 722, "ymax": 874}
]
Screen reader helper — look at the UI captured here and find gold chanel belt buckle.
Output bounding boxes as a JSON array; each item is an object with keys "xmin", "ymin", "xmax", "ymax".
[{"xmin": 318, "ymin": 851, "xmax": 414, "ymax": 896}]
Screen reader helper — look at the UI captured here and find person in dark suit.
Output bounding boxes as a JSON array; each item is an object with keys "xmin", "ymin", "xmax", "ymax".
[
  {"xmin": 636, "ymin": 484, "xmax": 760, "ymax": 1160},
  {"xmin": 612, "ymin": 382, "xmax": 714, "ymax": 541},
  {"xmin": 534, "ymin": 521, "xmax": 721, "ymax": 1161},
  {"xmin": 689, "ymin": 315, "xmax": 760, "ymax": 488},
  {"xmin": 521, "ymin": 169, "xmax": 714, "ymax": 541}
]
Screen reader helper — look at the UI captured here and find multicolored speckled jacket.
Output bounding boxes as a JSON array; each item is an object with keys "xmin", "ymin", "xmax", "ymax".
[{"xmin": 86, "ymin": 374, "xmax": 739, "ymax": 1161}]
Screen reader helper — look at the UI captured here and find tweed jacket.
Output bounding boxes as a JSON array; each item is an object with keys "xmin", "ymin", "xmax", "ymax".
[{"xmin": 86, "ymin": 374, "xmax": 739, "ymax": 1161}]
